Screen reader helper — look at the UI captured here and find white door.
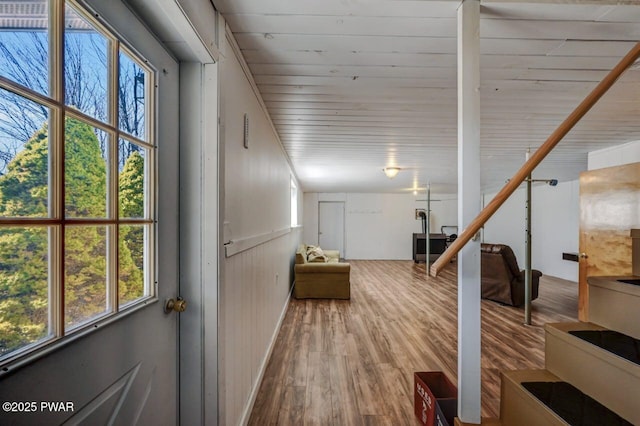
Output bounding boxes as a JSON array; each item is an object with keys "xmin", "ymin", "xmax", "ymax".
[
  {"xmin": 0, "ymin": 1, "xmax": 180, "ymax": 424},
  {"xmin": 319, "ymin": 201, "xmax": 346, "ymax": 256}
]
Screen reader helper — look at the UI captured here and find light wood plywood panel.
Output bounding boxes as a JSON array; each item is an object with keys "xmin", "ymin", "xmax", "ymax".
[{"xmin": 578, "ymin": 162, "xmax": 640, "ymax": 320}]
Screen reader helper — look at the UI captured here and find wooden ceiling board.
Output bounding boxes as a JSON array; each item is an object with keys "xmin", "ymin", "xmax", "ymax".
[
  {"xmin": 214, "ymin": 0, "xmax": 458, "ymax": 17},
  {"xmin": 224, "ymin": 15, "xmax": 458, "ymax": 37},
  {"xmin": 479, "ymin": 3, "xmax": 614, "ymax": 21},
  {"xmin": 253, "ymin": 75, "xmax": 460, "ymax": 88},
  {"xmin": 234, "ymin": 33, "xmax": 459, "ymax": 54},
  {"xmin": 247, "ymin": 64, "xmax": 461, "ymax": 79},
  {"xmin": 242, "ymin": 51, "xmax": 458, "ymax": 68},
  {"xmin": 257, "ymin": 79, "xmax": 601, "ymax": 95},
  {"xmin": 216, "ymin": 0, "xmax": 640, "ymax": 193},
  {"xmin": 595, "ymin": 5, "xmax": 640, "ymax": 22},
  {"xmin": 245, "ymin": 51, "xmax": 621, "ymax": 71},
  {"xmin": 546, "ymin": 40, "xmax": 639, "ymax": 56},
  {"xmin": 480, "ymin": 19, "xmax": 640, "ymax": 41}
]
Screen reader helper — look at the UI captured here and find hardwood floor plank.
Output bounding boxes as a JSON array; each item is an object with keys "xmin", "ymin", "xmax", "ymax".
[
  {"xmin": 276, "ymin": 386, "xmax": 306, "ymax": 426},
  {"xmin": 362, "ymin": 415, "xmax": 393, "ymax": 426},
  {"xmin": 345, "ymin": 334, "xmax": 386, "ymax": 416},
  {"xmin": 328, "ymin": 301, "xmax": 350, "ymax": 356},
  {"xmin": 286, "ymin": 313, "xmax": 309, "ymax": 387},
  {"xmin": 375, "ymin": 363, "xmax": 417, "ymax": 425},
  {"xmin": 249, "ymin": 260, "xmax": 579, "ymax": 423},
  {"xmin": 305, "ymin": 351, "xmax": 333, "ymax": 425},
  {"xmin": 329, "ymin": 354, "xmax": 363, "ymax": 426}
]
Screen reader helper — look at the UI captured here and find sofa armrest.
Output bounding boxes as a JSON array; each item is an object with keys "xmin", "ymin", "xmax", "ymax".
[{"xmin": 295, "ymin": 263, "xmax": 350, "ymax": 274}]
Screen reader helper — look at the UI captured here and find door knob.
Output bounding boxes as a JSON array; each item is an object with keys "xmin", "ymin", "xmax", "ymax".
[
  {"xmin": 579, "ymin": 253, "xmax": 588, "ymax": 259},
  {"xmin": 165, "ymin": 297, "xmax": 187, "ymax": 313}
]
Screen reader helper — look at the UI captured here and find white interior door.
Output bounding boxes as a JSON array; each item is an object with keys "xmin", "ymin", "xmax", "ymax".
[
  {"xmin": 319, "ymin": 201, "xmax": 345, "ymax": 256},
  {"xmin": 0, "ymin": 1, "xmax": 180, "ymax": 424}
]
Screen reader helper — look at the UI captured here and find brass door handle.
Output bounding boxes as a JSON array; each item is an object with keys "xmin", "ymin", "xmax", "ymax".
[
  {"xmin": 165, "ymin": 297, "xmax": 187, "ymax": 313},
  {"xmin": 579, "ymin": 253, "xmax": 588, "ymax": 259}
]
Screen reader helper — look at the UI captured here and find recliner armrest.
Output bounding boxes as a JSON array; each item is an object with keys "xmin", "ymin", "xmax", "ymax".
[{"xmin": 517, "ymin": 269, "xmax": 543, "ymax": 281}]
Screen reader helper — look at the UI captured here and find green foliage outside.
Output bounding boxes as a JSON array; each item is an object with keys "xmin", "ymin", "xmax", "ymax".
[
  {"xmin": 0, "ymin": 118, "xmax": 145, "ymax": 356},
  {"xmin": 119, "ymin": 150, "xmax": 145, "ymax": 304}
]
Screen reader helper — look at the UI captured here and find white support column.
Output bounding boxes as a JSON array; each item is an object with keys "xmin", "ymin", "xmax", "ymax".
[{"xmin": 457, "ymin": 0, "xmax": 482, "ymax": 423}]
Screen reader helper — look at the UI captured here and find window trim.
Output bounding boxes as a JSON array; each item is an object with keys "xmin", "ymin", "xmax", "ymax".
[{"xmin": 0, "ymin": 0, "xmax": 158, "ymax": 372}]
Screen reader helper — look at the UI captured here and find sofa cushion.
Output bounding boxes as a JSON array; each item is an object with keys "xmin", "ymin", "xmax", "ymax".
[{"xmin": 307, "ymin": 246, "xmax": 328, "ymax": 263}]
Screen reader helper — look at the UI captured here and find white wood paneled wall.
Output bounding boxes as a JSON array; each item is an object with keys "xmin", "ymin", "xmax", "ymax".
[
  {"xmin": 483, "ymin": 181, "xmax": 580, "ymax": 282},
  {"xmin": 588, "ymin": 140, "xmax": 640, "ymax": 171},
  {"xmin": 220, "ymin": 229, "xmax": 301, "ymax": 425},
  {"xmin": 219, "ymin": 24, "xmax": 303, "ymax": 425},
  {"xmin": 303, "ymin": 192, "xmax": 457, "ymax": 260}
]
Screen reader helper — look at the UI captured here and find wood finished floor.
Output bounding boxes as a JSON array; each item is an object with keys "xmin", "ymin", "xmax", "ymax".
[{"xmin": 248, "ymin": 260, "xmax": 578, "ymax": 425}]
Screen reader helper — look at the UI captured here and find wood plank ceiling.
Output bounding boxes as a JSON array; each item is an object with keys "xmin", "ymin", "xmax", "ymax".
[{"xmin": 213, "ymin": 0, "xmax": 640, "ymax": 194}]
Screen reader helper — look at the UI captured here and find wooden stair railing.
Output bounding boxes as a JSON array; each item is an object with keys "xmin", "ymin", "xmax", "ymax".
[{"xmin": 430, "ymin": 41, "xmax": 640, "ymax": 277}]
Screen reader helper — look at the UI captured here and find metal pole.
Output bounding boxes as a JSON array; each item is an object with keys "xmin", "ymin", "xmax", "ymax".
[{"xmin": 524, "ymin": 169, "xmax": 532, "ymax": 325}]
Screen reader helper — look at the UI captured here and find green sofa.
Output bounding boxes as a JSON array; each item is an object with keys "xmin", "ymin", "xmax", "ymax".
[{"xmin": 293, "ymin": 244, "xmax": 350, "ymax": 299}]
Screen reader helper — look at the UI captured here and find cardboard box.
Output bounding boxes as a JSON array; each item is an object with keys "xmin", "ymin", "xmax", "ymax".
[{"xmin": 414, "ymin": 372, "xmax": 458, "ymax": 426}]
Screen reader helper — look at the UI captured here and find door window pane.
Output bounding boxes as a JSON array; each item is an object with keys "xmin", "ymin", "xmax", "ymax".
[
  {"xmin": 0, "ymin": 0, "xmax": 49, "ymax": 96},
  {"xmin": 119, "ymin": 139, "xmax": 145, "ymax": 218},
  {"xmin": 119, "ymin": 224, "xmax": 145, "ymax": 306},
  {"xmin": 64, "ymin": 4, "xmax": 108, "ymax": 123},
  {"xmin": 65, "ymin": 118, "xmax": 107, "ymax": 218},
  {"xmin": 0, "ymin": 89, "xmax": 49, "ymax": 218},
  {"xmin": 65, "ymin": 225, "xmax": 108, "ymax": 328},
  {"xmin": 0, "ymin": 1, "xmax": 155, "ymax": 365},
  {"xmin": 119, "ymin": 52, "xmax": 147, "ymax": 139},
  {"xmin": 0, "ymin": 226, "xmax": 50, "ymax": 357}
]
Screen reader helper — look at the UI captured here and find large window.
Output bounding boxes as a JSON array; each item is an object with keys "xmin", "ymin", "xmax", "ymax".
[{"xmin": 0, "ymin": 0, "xmax": 156, "ymax": 364}]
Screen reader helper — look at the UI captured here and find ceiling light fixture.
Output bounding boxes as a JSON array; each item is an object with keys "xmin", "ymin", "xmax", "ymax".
[{"xmin": 383, "ymin": 167, "xmax": 401, "ymax": 179}]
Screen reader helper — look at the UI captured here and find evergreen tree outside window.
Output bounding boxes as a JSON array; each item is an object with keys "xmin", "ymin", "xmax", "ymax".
[{"xmin": 0, "ymin": 0, "xmax": 156, "ymax": 363}]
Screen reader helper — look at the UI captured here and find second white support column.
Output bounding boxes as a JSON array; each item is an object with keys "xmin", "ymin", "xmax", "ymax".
[{"xmin": 457, "ymin": 0, "xmax": 482, "ymax": 423}]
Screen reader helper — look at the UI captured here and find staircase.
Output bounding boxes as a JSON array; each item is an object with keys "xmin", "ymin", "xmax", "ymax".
[{"xmin": 498, "ymin": 276, "xmax": 640, "ymax": 425}]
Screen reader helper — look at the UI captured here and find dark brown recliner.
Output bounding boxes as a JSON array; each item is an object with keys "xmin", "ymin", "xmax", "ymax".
[{"xmin": 480, "ymin": 243, "xmax": 542, "ymax": 307}]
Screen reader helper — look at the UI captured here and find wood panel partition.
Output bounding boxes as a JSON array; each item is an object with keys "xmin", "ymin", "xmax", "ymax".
[
  {"xmin": 578, "ymin": 162, "xmax": 640, "ymax": 320},
  {"xmin": 430, "ymin": 41, "xmax": 640, "ymax": 277}
]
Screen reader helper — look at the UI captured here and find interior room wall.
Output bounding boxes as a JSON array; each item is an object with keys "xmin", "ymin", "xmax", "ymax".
[
  {"xmin": 481, "ymin": 140, "xmax": 640, "ymax": 283},
  {"xmin": 303, "ymin": 192, "xmax": 319, "ymax": 245},
  {"xmin": 588, "ymin": 140, "xmax": 640, "ymax": 170},
  {"xmin": 218, "ymin": 28, "xmax": 302, "ymax": 425},
  {"xmin": 483, "ymin": 180, "xmax": 580, "ymax": 282},
  {"xmin": 303, "ymin": 192, "xmax": 457, "ymax": 259}
]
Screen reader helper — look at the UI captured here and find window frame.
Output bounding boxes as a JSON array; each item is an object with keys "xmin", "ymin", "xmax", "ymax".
[{"xmin": 0, "ymin": 0, "xmax": 158, "ymax": 369}]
